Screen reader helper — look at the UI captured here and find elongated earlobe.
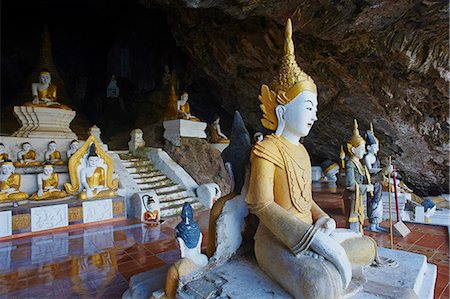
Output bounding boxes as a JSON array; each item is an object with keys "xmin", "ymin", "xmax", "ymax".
[{"xmin": 274, "ymin": 105, "xmax": 286, "ymax": 136}]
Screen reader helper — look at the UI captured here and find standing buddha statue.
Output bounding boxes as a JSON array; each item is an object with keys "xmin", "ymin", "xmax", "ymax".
[
  {"xmin": 0, "ymin": 160, "xmax": 29, "ymax": 201},
  {"xmin": 14, "ymin": 142, "xmax": 41, "ymax": 167},
  {"xmin": 343, "ymin": 120, "xmax": 374, "ymax": 233},
  {"xmin": 245, "ymin": 19, "xmax": 381, "ymax": 298},
  {"xmin": 30, "ymin": 162, "xmax": 67, "ymax": 200},
  {"xmin": 44, "ymin": 141, "xmax": 64, "ymax": 165}
]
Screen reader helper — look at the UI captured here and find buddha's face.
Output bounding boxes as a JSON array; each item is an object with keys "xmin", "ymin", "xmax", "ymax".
[
  {"xmin": 43, "ymin": 166, "xmax": 54, "ymax": 175},
  {"xmin": 48, "ymin": 142, "xmax": 57, "ymax": 151},
  {"xmin": 180, "ymin": 93, "xmax": 188, "ymax": 102},
  {"xmin": 70, "ymin": 142, "xmax": 79, "ymax": 150},
  {"xmin": 23, "ymin": 143, "xmax": 31, "ymax": 151},
  {"xmin": 367, "ymin": 143, "xmax": 379, "ymax": 155},
  {"xmin": 353, "ymin": 143, "xmax": 366, "ymax": 159},
  {"xmin": 87, "ymin": 156, "xmax": 99, "ymax": 167},
  {"xmin": 40, "ymin": 73, "xmax": 51, "ymax": 85},
  {"xmin": 1, "ymin": 165, "xmax": 14, "ymax": 176},
  {"xmin": 283, "ymin": 90, "xmax": 318, "ymax": 138}
]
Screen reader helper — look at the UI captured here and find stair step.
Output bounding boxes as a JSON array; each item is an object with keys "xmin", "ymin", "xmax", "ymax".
[
  {"xmin": 159, "ymin": 197, "xmax": 197, "ymax": 209},
  {"xmin": 160, "ymin": 201, "xmax": 203, "ymax": 218},
  {"xmin": 138, "ymin": 178, "xmax": 173, "ymax": 189},
  {"xmin": 114, "ymin": 150, "xmax": 130, "ymax": 154},
  {"xmin": 158, "ymin": 190, "xmax": 191, "ymax": 202},
  {"xmin": 122, "ymin": 160, "xmax": 152, "ymax": 167},
  {"xmin": 127, "ymin": 166, "xmax": 155, "ymax": 174},
  {"xmin": 152, "ymin": 184, "xmax": 182, "ymax": 194},
  {"xmin": 134, "ymin": 175, "xmax": 167, "ymax": 184},
  {"xmin": 130, "ymin": 171, "xmax": 163, "ymax": 179}
]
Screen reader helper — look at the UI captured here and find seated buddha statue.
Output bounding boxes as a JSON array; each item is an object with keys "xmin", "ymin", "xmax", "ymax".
[
  {"xmin": 0, "ymin": 143, "xmax": 9, "ymax": 162},
  {"xmin": 177, "ymin": 92, "xmax": 200, "ymax": 122},
  {"xmin": 14, "ymin": 142, "xmax": 41, "ymax": 167},
  {"xmin": 343, "ymin": 120, "xmax": 375, "ymax": 233},
  {"xmin": 209, "ymin": 116, "xmax": 230, "ymax": 144},
  {"xmin": 30, "ymin": 162, "xmax": 67, "ymax": 200},
  {"xmin": 66, "ymin": 140, "xmax": 80, "ymax": 159},
  {"xmin": 151, "ymin": 203, "xmax": 208, "ymax": 299},
  {"xmin": 0, "ymin": 160, "xmax": 29, "ymax": 202},
  {"xmin": 23, "ymin": 68, "xmax": 70, "ymax": 110},
  {"xmin": 245, "ymin": 19, "xmax": 387, "ymax": 298},
  {"xmin": 44, "ymin": 141, "xmax": 64, "ymax": 165},
  {"xmin": 78, "ymin": 143, "xmax": 115, "ymax": 200}
]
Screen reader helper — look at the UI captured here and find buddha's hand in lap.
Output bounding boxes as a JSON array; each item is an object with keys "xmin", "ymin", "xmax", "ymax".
[
  {"xmin": 314, "ymin": 216, "xmax": 336, "ymax": 235},
  {"xmin": 37, "ymin": 189, "xmax": 43, "ymax": 197},
  {"xmin": 85, "ymin": 188, "xmax": 93, "ymax": 198},
  {"xmin": 309, "ymin": 231, "xmax": 352, "ymax": 289},
  {"xmin": 303, "ymin": 250, "xmax": 324, "ymax": 261}
]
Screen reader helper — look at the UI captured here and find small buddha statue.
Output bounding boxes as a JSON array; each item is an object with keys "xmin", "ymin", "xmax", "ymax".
[
  {"xmin": 0, "ymin": 160, "xmax": 29, "ymax": 202},
  {"xmin": 343, "ymin": 120, "xmax": 374, "ymax": 233},
  {"xmin": 320, "ymin": 160, "xmax": 340, "ymax": 182},
  {"xmin": 151, "ymin": 203, "xmax": 208, "ymax": 299},
  {"xmin": 142, "ymin": 194, "xmax": 160, "ymax": 224},
  {"xmin": 44, "ymin": 141, "xmax": 64, "ymax": 165},
  {"xmin": 246, "ymin": 19, "xmax": 384, "ymax": 298},
  {"xmin": 106, "ymin": 75, "xmax": 119, "ymax": 98},
  {"xmin": 363, "ymin": 124, "xmax": 392, "ymax": 233},
  {"xmin": 66, "ymin": 140, "xmax": 80, "ymax": 159},
  {"xmin": 78, "ymin": 143, "xmax": 116, "ymax": 200},
  {"xmin": 24, "ymin": 68, "xmax": 70, "ymax": 109},
  {"xmin": 0, "ymin": 143, "xmax": 9, "ymax": 162},
  {"xmin": 177, "ymin": 92, "xmax": 200, "ymax": 121},
  {"xmin": 209, "ymin": 116, "xmax": 230, "ymax": 144},
  {"xmin": 30, "ymin": 162, "xmax": 67, "ymax": 200},
  {"xmin": 14, "ymin": 142, "xmax": 41, "ymax": 167}
]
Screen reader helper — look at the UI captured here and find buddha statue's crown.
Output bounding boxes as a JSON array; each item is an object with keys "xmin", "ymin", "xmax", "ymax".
[
  {"xmin": 39, "ymin": 67, "xmax": 50, "ymax": 75},
  {"xmin": 1, "ymin": 160, "xmax": 13, "ymax": 166},
  {"xmin": 366, "ymin": 123, "xmax": 379, "ymax": 145},
  {"xmin": 259, "ymin": 19, "xmax": 317, "ymax": 130},
  {"xmin": 347, "ymin": 119, "xmax": 366, "ymax": 151}
]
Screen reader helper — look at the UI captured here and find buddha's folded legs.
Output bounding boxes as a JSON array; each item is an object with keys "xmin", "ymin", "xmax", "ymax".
[
  {"xmin": 0, "ymin": 191, "xmax": 28, "ymax": 201},
  {"xmin": 255, "ymin": 235, "xmax": 343, "ymax": 299}
]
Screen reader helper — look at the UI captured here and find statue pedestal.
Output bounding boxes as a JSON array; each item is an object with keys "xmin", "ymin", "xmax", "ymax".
[
  {"xmin": 12, "ymin": 106, "xmax": 77, "ymax": 139},
  {"xmin": 163, "ymin": 119, "xmax": 207, "ymax": 146},
  {"xmin": 210, "ymin": 143, "xmax": 229, "ymax": 153}
]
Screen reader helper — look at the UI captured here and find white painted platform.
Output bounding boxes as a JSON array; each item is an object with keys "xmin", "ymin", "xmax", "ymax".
[{"xmin": 163, "ymin": 119, "xmax": 207, "ymax": 146}]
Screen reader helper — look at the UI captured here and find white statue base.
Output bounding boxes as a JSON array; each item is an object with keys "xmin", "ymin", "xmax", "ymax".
[
  {"xmin": 210, "ymin": 143, "xmax": 229, "ymax": 153},
  {"xmin": 163, "ymin": 119, "xmax": 207, "ymax": 146},
  {"xmin": 12, "ymin": 106, "xmax": 77, "ymax": 139}
]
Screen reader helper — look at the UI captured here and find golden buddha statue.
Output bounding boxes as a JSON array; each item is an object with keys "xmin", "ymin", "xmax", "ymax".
[
  {"xmin": 245, "ymin": 19, "xmax": 385, "ymax": 298},
  {"xmin": 163, "ymin": 80, "xmax": 181, "ymax": 120},
  {"xmin": 209, "ymin": 116, "xmax": 230, "ymax": 144},
  {"xmin": 44, "ymin": 141, "xmax": 65, "ymax": 165},
  {"xmin": 0, "ymin": 143, "xmax": 9, "ymax": 162},
  {"xmin": 64, "ymin": 135, "xmax": 118, "ymax": 200},
  {"xmin": 30, "ymin": 162, "xmax": 67, "ymax": 200},
  {"xmin": 177, "ymin": 92, "xmax": 200, "ymax": 122},
  {"xmin": 14, "ymin": 142, "xmax": 41, "ymax": 167},
  {"xmin": 0, "ymin": 160, "xmax": 29, "ymax": 202}
]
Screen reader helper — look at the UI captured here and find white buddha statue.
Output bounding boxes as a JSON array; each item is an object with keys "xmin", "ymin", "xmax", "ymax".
[
  {"xmin": 44, "ymin": 141, "xmax": 64, "ymax": 165},
  {"xmin": 78, "ymin": 143, "xmax": 115, "ymax": 200},
  {"xmin": 66, "ymin": 140, "xmax": 80, "ymax": 159},
  {"xmin": 0, "ymin": 143, "xmax": 9, "ymax": 162},
  {"xmin": 0, "ymin": 160, "xmax": 28, "ymax": 202},
  {"xmin": 177, "ymin": 92, "xmax": 200, "ymax": 121},
  {"xmin": 14, "ymin": 142, "xmax": 41, "ymax": 167},
  {"xmin": 30, "ymin": 162, "xmax": 67, "ymax": 200}
]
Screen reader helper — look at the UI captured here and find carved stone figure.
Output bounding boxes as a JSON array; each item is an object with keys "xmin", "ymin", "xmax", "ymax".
[
  {"xmin": 44, "ymin": 141, "xmax": 64, "ymax": 165},
  {"xmin": 343, "ymin": 120, "xmax": 374, "ymax": 233},
  {"xmin": 0, "ymin": 143, "xmax": 9, "ymax": 162},
  {"xmin": 0, "ymin": 160, "xmax": 28, "ymax": 201},
  {"xmin": 67, "ymin": 140, "xmax": 80, "ymax": 159},
  {"xmin": 209, "ymin": 116, "xmax": 229, "ymax": 144},
  {"xmin": 151, "ymin": 203, "xmax": 207, "ymax": 299},
  {"xmin": 14, "ymin": 142, "xmax": 41, "ymax": 167},
  {"xmin": 64, "ymin": 135, "xmax": 118, "ymax": 200},
  {"xmin": 30, "ymin": 162, "xmax": 67, "ymax": 200},
  {"xmin": 245, "ymin": 19, "xmax": 381, "ymax": 298}
]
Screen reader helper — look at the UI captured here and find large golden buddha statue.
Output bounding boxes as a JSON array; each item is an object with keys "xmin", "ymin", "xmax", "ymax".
[
  {"xmin": 245, "ymin": 19, "xmax": 386, "ymax": 298},
  {"xmin": 64, "ymin": 135, "xmax": 118, "ymax": 200},
  {"xmin": 0, "ymin": 160, "xmax": 29, "ymax": 202},
  {"xmin": 30, "ymin": 162, "xmax": 67, "ymax": 200}
]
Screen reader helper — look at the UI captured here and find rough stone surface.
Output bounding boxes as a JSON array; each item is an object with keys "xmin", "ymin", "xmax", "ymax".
[
  {"xmin": 140, "ymin": 0, "xmax": 449, "ymax": 196},
  {"xmin": 164, "ymin": 138, "xmax": 232, "ymax": 195}
]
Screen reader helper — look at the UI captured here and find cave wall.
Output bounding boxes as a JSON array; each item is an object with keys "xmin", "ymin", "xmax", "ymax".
[{"xmin": 140, "ymin": 0, "xmax": 449, "ymax": 195}]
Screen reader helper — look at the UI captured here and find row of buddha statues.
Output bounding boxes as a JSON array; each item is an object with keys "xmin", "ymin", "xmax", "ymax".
[
  {"xmin": 0, "ymin": 140, "xmax": 80, "ymax": 167},
  {"xmin": 0, "ymin": 136, "xmax": 117, "ymax": 203}
]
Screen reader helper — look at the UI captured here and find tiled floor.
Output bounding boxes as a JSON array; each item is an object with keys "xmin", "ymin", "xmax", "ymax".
[{"xmin": 0, "ymin": 184, "xmax": 448, "ymax": 298}]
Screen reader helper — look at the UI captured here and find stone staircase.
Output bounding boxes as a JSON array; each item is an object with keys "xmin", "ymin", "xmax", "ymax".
[{"xmin": 117, "ymin": 151, "xmax": 203, "ymax": 218}]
